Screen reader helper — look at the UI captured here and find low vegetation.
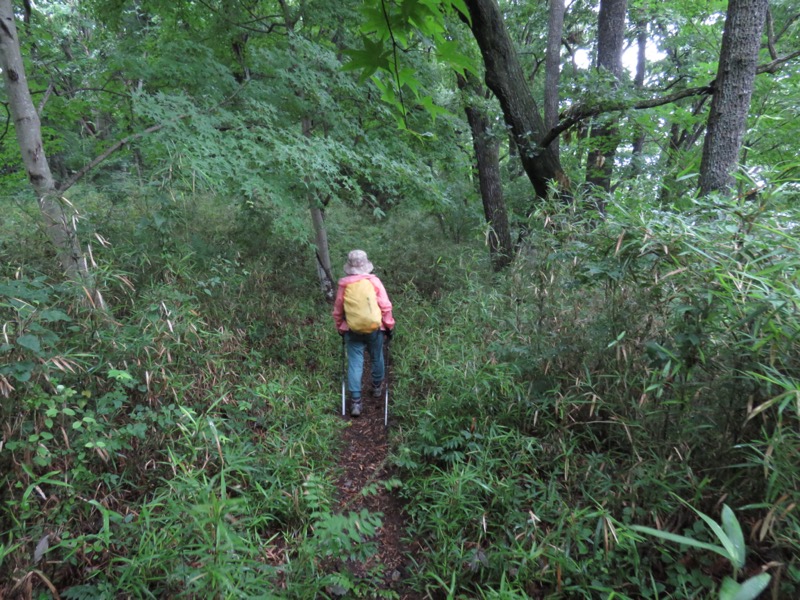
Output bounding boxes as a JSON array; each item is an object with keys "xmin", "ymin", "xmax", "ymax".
[{"xmin": 1, "ymin": 183, "xmax": 798, "ymax": 599}]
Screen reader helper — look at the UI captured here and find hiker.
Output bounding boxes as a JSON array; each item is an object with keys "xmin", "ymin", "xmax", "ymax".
[{"xmin": 333, "ymin": 250, "xmax": 395, "ymax": 417}]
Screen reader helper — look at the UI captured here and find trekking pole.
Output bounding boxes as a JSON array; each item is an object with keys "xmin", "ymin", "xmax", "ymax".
[
  {"xmin": 341, "ymin": 335, "xmax": 346, "ymax": 417},
  {"xmin": 384, "ymin": 334, "xmax": 390, "ymax": 428}
]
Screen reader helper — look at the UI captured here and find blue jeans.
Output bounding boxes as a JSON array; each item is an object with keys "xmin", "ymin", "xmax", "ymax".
[{"xmin": 345, "ymin": 330, "xmax": 384, "ymax": 399}]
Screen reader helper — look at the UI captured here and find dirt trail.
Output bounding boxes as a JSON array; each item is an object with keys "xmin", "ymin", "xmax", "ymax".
[{"xmin": 330, "ymin": 346, "xmax": 423, "ymax": 599}]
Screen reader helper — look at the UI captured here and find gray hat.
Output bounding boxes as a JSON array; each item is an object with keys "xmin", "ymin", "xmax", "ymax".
[{"xmin": 344, "ymin": 249, "xmax": 374, "ymax": 275}]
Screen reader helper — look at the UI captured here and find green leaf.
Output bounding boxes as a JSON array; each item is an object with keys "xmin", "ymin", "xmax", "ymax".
[
  {"xmin": 444, "ymin": 0, "xmax": 471, "ymax": 24},
  {"xmin": 419, "ymin": 95, "xmax": 450, "ymax": 120},
  {"xmin": 40, "ymin": 309, "xmax": 71, "ymax": 323},
  {"xmin": 403, "ymin": 0, "xmax": 441, "ymax": 33},
  {"xmin": 719, "ymin": 574, "xmax": 771, "ymax": 600},
  {"xmin": 17, "ymin": 334, "xmax": 41, "ymax": 353},
  {"xmin": 108, "ymin": 369, "xmax": 133, "ymax": 381},
  {"xmin": 397, "ymin": 67, "xmax": 422, "ymax": 97},
  {"xmin": 630, "ymin": 525, "xmax": 728, "ymax": 558},
  {"xmin": 436, "ymin": 40, "xmax": 478, "ymax": 76},
  {"xmin": 12, "ymin": 366, "xmax": 32, "ymax": 382},
  {"xmin": 721, "ymin": 505, "xmax": 746, "ymax": 569},
  {"xmin": 342, "ymin": 37, "xmax": 391, "ymax": 82},
  {"xmin": 360, "ymin": 4, "xmax": 392, "ymax": 38},
  {"xmin": 691, "ymin": 506, "xmax": 740, "ymax": 567}
]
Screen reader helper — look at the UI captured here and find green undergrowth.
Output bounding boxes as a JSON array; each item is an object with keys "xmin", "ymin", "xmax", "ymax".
[
  {"xmin": 385, "ymin": 192, "xmax": 800, "ymax": 598},
  {"xmin": 0, "ymin": 193, "xmax": 419, "ymax": 598},
  {"xmin": 0, "ymin": 270, "xmax": 352, "ymax": 597},
  {"xmin": 2, "ymin": 186, "xmax": 799, "ymax": 599}
]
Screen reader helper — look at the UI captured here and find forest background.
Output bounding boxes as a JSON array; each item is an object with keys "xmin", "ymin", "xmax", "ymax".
[{"xmin": 0, "ymin": 0, "xmax": 798, "ymax": 598}]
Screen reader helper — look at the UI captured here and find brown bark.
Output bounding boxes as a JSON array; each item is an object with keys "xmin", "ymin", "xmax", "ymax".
[
  {"xmin": 629, "ymin": 17, "xmax": 648, "ymax": 165},
  {"xmin": 463, "ymin": 0, "xmax": 568, "ymax": 200},
  {"xmin": 0, "ymin": 0, "xmax": 103, "ymax": 307},
  {"xmin": 544, "ymin": 0, "xmax": 565, "ymax": 162},
  {"xmin": 698, "ymin": 0, "xmax": 769, "ymax": 196},
  {"xmin": 585, "ymin": 0, "xmax": 627, "ymax": 201},
  {"xmin": 458, "ymin": 74, "xmax": 513, "ymax": 271}
]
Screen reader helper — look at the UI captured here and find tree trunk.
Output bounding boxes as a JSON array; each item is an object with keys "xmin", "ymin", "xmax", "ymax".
[
  {"xmin": 585, "ymin": 0, "xmax": 627, "ymax": 203},
  {"xmin": 629, "ymin": 17, "xmax": 648, "ymax": 167},
  {"xmin": 463, "ymin": 0, "xmax": 568, "ymax": 200},
  {"xmin": 310, "ymin": 202, "xmax": 334, "ymax": 302},
  {"xmin": 302, "ymin": 118, "xmax": 334, "ymax": 302},
  {"xmin": 698, "ymin": 0, "xmax": 768, "ymax": 196},
  {"xmin": 458, "ymin": 74, "xmax": 513, "ymax": 271},
  {"xmin": 0, "ymin": 0, "xmax": 102, "ymax": 306},
  {"xmin": 544, "ymin": 0, "xmax": 565, "ymax": 162}
]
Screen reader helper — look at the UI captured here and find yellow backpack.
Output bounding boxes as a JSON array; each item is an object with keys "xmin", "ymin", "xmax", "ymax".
[{"xmin": 343, "ymin": 278, "xmax": 381, "ymax": 334}]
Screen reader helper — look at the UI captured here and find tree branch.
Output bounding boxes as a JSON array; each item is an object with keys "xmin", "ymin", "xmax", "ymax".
[
  {"xmin": 540, "ymin": 50, "xmax": 800, "ymax": 148},
  {"xmin": 765, "ymin": 9, "xmax": 778, "ymax": 60},
  {"xmin": 195, "ymin": 0, "xmax": 288, "ymax": 34},
  {"xmin": 36, "ymin": 82, "xmax": 53, "ymax": 116},
  {"xmin": 541, "ymin": 84, "xmax": 713, "ymax": 148},
  {"xmin": 773, "ymin": 12, "xmax": 800, "ymax": 43},
  {"xmin": 756, "ymin": 49, "xmax": 800, "ymax": 74},
  {"xmin": 57, "ymin": 121, "xmax": 173, "ymax": 193},
  {"xmin": 57, "ymin": 84, "xmax": 249, "ymax": 193}
]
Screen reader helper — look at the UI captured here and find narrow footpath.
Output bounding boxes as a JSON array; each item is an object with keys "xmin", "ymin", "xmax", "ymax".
[{"xmin": 329, "ymin": 350, "xmax": 423, "ymax": 599}]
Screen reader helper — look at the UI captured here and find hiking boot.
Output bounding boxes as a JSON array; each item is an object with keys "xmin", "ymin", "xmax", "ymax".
[
  {"xmin": 372, "ymin": 383, "xmax": 383, "ymax": 399},
  {"xmin": 350, "ymin": 400, "xmax": 362, "ymax": 417}
]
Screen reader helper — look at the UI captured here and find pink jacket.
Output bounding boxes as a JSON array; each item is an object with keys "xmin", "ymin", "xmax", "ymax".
[{"xmin": 332, "ymin": 274, "xmax": 395, "ymax": 334}]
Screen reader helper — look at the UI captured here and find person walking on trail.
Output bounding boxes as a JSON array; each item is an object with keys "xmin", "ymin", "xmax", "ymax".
[{"xmin": 333, "ymin": 250, "xmax": 395, "ymax": 417}]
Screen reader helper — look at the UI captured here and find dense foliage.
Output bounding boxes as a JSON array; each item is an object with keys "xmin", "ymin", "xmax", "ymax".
[{"xmin": 1, "ymin": 0, "xmax": 799, "ymax": 598}]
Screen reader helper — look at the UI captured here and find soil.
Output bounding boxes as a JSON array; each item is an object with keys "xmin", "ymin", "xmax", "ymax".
[{"xmin": 328, "ymin": 344, "xmax": 425, "ymax": 599}]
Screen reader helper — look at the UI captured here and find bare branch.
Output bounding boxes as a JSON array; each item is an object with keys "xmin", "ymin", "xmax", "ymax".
[
  {"xmin": 773, "ymin": 12, "xmax": 800, "ymax": 43},
  {"xmin": 195, "ymin": 0, "xmax": 289, "ymax": 34},
  {"xmin": 765, "ymin": 9, "xmax": 778, "ymax": 60}
]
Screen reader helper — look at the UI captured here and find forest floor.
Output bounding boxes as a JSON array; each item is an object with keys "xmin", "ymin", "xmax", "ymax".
[{"xmin": 327, "ymin": 346, "xmax": 424, "ymax": 599}]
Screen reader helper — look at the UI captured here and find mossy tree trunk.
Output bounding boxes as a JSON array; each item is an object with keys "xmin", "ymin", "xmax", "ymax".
[{"xmin": 303, "ymin": 117, "xmax": 334, "ymax": 302}]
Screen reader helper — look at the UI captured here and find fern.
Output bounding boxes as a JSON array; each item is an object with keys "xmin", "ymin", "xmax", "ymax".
[{"xmin": 311, "ymin": 509, "xmax": 383, "ymax": 562}]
